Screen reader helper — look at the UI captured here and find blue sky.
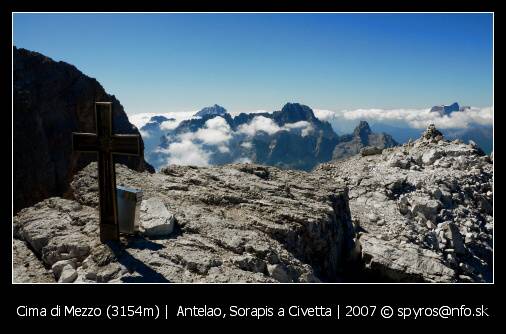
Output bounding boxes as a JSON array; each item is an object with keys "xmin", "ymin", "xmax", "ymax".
[{"xmin": 13, "ymin": 13, "xmax": 493, "ymax": 114}]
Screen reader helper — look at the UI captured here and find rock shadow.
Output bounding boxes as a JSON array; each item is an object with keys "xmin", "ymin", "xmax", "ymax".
[{"xmin": 106, "ymin": 241, "xmax": 170, "ymax": 283}]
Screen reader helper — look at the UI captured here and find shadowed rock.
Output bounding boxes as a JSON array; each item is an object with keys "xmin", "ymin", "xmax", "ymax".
[{"xmin": 13, "ymin": 47, "xmax": 154, "ymax": 213}]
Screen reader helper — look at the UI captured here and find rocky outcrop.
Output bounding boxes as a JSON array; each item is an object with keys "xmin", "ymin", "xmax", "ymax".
[
  {"xmin": 13, "ymin": 163, "xmax": 354, "ymax": 283},
  {"xmin": 13, "ymin": 239, "xmax": 54, "ymax": 283},
  {"xmin": 332, "ymin": 121, "xmax": 398, "ymax": 160},
  {"xmin": 316, "ymin": 124, "xmax": 493, "ymax": 282},
  {"xmin": 14, "ymin": 47, "xmax": 154, "ymax": 213}
]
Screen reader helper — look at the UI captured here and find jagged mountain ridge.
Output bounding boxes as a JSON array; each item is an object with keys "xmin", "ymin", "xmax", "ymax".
[
  {"xmin": 148, "ymin": 103, "xmax": 395, "ymax": 171},
  {"xmin": 13, "ymin": 47, "xmax": 154, "ymax": 213}
]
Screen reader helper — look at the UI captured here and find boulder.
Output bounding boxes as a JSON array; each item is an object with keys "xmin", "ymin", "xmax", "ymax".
[
  {"xmin": 52, "ymin": 259, "xmax": 76, "ymax": 280},
  {"xmin": 422, "ymin": 149, "xmax": 443, "ymax": 165},
  {"xmin": 361, "ymin": 146, "xmax": 383, "ymax": 156},
  {"xmin": 360, "ymin": 235, "xmax": 456, "ymax": 282},
  {"xmin": 139, "ymin": 198, "xmax": 176, "ymax": 237},
  {"xmin": 58, "ymin": 264, "xmax": 78, "ymax": 283},
  {"xmin": 411, "ymin": 197, "xmax": 440, "ymax": 221}
]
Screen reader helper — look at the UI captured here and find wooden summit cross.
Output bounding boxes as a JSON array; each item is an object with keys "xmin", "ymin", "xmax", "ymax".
[{"xmin": 72, "ymin": 102, "xmax": 140, "ymax": 242}]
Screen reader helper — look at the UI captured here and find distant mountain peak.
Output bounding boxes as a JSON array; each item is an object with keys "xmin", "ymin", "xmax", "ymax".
[
  {"xmin": 194, "ymin": 104, "xmax": 227, "ymax": 118},
  {"xmin": 430, "ymin": 102, "xmax": 460, "ymax": 116},
  {"xmin": 332, "ymin": 120, "xmax": 398, "ymax": 161},
  {"xmin": 353, "ymin": 120, "xmax": 372, "ymax": 139},
  {"xmin": 275, "ymin": 102, "xmax": 318, "ymax": 124}
]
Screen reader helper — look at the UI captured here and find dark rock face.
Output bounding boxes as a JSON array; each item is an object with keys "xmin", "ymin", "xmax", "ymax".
[
  {"xmin": 245, "ymin": 103, "xmax": 339, "ymax": 170},
  {"xmin": 332, "ymin": 121, "xmax": 398, "ymax": 160},
  {"xmin": 353, "ymin": 120, "xmax": 372, "ymax": 142},
  {"xmin": 271, "ymin": 102, "xmax": 319, "ymax": 124},
  {"xmin": 13, "ymin": 47, "xmax": 153, "ymax": 213}
]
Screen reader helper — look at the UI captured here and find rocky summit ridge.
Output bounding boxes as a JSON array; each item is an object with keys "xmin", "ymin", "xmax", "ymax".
[
  {"xmin": 14, "ymin": 163, "xmax": 354, "ymax": 283},
  {"xmin": 13, "ymin": 124, "xmax": 493, "ymax": 283},
  {"xmin": 317, "ymin": 124, "xmax": 493, "ymax": 282}
]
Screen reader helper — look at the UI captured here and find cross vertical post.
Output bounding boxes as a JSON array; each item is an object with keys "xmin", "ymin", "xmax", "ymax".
[{"xmin": 72, "ymin": 102, "xmax": 141, "ymax": 243}]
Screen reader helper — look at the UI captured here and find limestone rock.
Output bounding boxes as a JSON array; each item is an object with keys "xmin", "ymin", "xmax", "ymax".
[
  {"xmin": 422, "ymin": 149, "xmax": 442, "ymax": 165},
  {"xmin": 360, "ymin": 234, "xmax": 456, "ymax": 282},
  {"xmin": 13, "ymin": 239, "xmax": 54, "ymax": 283},
  {"xmin": 14, "ymin": 162, "xmax": 353, "ymax": 283},
  {"xmin": 361, "ymin": 146, "xmax": 383, "ymax": 156},
  {"xmin": 139, "ymin": 198, "xmax": 175, "ymax": 237},
  {"xmin": 315, "ymin": 124, "xmax": 493, "ymax": 282},
  {"xmin": 58, "ymin": 264, "xmax": 78, "ymax": 283},
  {"xmin": 52, "ymin": 259, "xmax": 76, "ymax": 280}
]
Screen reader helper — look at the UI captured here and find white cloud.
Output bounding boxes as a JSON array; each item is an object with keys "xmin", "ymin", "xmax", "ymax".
[
  {"xmin": 139, "ymin": 130, "xmax": 151, "ymax": 138},
  {"xmin": 237, "ymin": 116, "xmax": 314, "ymax": 137},
  {"xmin": 233, "ymin": 157, "xmax": 252, "ymax": 163},
  {"xmin": 313, "ymin": 109, "xmax": 336, "ymax": 122},
  {"xmin": 241, "ymin": 141, "xmax": 252, "ymax": 149},
  {"xmin": 301, "ymin": 125, "xmax": 314, "ymax": 137},
  {"xmin": 217, "ymin": 145, "xmax": 230, "ymax": 153},
  {"xmin": 141, "ymin": 105, "xmax": 493, "ymax": 170},
  {"xmin": 283, "ymin": 121, "xmax": 313, "ymax": 137},
  {"xmin": 158, "ymin": 116, "xmax": 232, "ymax": 167},
  {"xmin": 160, "ymin": 119, "xmax": 179, "ymax": 131},
  {"xmin": 314, "ymin": 106, "xmax": 493, "ymax": 130},
  {"xmin": 160, "ymin": 140, "xmax": 210, "ymax": 167},
  {"xmin": 283, "ymin": 121, "xmax": 310, "ymax": 129},
  {"xmin": 128, "ymin": 111, "xmax": 197, "ymax": 130},
  {"xmin": 238, "ymin": 116, "xmax": 282, "ymax": 136},
  {"xmin": 193, "ymin": 117, "xmax": 232, "ymax": 145}
]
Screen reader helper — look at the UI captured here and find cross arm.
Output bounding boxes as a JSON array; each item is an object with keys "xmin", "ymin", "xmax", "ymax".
[
  {"xmin": 110, "ymin": 134, "xmax": 140, "ymax": 156},
  {"xmin": 72, "ymin": 132, "xmax": 99, "ymax": 152}
]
